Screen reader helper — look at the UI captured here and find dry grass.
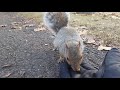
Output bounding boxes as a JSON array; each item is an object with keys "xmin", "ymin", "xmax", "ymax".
[
  {"xmin": 70, "ymin": 13, "xmax": 120, "ymax": 47},
  {"xmin": 17, "ymin": 12, "xmax": 120, "ymax": 47},
  {"xmin": 18, "ymin": 12, "xmax": 43, "ymax": 23}
]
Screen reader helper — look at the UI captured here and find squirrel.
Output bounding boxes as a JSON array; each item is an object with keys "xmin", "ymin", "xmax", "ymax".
[{"xmin": 43, "ymin": 12, "xmax": 84, "ymax": 71}]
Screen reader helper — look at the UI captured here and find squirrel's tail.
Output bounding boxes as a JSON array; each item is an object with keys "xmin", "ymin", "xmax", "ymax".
[{"xmin": 43, "ymin": 12, "xmax": 70, "ymax": 35}]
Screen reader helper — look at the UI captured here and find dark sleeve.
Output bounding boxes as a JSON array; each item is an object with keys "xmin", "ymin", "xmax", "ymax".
[
  {"xmin": 59, "ymin": 60, "xmax": 81, "ymax": 78},
  {"xmin": 59, "ymin": 59, "xmax": 97, "ymax": 78},
  {"xmin": 95, "ymin": 48, "xmax": 120, "ymax": 78},
  {"xmin": 59, "ymin": 61, "xmax": 71, "ymax": 78}
]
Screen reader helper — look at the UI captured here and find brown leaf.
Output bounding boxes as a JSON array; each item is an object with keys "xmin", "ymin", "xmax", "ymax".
[
  {"xmin": 24, "ymin": 24, "xmax": 35, "ymax": 27},
  {"xmin": 2, "ymin": 72, "xmax": 13, "ymax": 78},
  {"xmin": 11, "ymin": 26, "xmax": 22, "ymax": 30},
  {"xmin": 111, "ymin": 16, "xmax": 119, "ymax": 19},
  {"xmin": 0, "ymin": 24, "xmax": 7, "ymax": 27},
  {"xmin": 34, "ymin": 27, "xmax": 46, "ymax": 32},
  {"xmin": 98, "ymin": 45, "xmax": 112, "ymax": 51},
  {"xmin": 11, "ymin": 22, "xmax": 21, "ymax": 25},
  {"xmin": 2, "ymin": 64, "xmax": 13, "ymax": 68},
  {"xmin": 80, "ymin": 26, "xmax": 88, "ymax": 29},
  {"xmin": 79, "ymin": 30, "xmax": 88, "ymax": 35},
  {"xmin": 19, "ymin": 71, "xmax": 26, "ymax": 77},
  {"xmin": 45, "ymin": 44, "xmax": 48, "ymax": 46},
  {"xmin": 83, "ymin": 36, "xmax": 95, "ymax": 44}
]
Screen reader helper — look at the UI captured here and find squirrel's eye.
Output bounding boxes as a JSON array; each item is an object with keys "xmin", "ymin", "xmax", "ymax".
[{"xmin": 66, "ymin": 57, "xmax": 69, "ymax": 60}]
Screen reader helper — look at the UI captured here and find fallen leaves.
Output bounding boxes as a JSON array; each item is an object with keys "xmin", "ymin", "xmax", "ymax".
[
  {"xmin": 80, "ymin": 26, "xmax": 88, "ymax": 29},
  {"xmin": 0, "ymin": 24, "xmax": 7, "ymax": 27},
  {"xmin": 11, "ymin": 26, "xmax": 22, "ymax": 30},
  {"xmin": 82, "ymin": 35, "xmax": 95, "ymax": 44},
  {"xmin": 79, "ymin": 30, "xmax": 88, "ymax": 35},
  {"xmin": 2, "ymin": 72, "xmax": 13, "ymax": 78},
  {"xmin": 98, "ymin": 45, "xmax": 112, "ymax": 51},
  {"xmin": 19, "ymin": 71, "xmax": 26, "ymax": 77},
  {"xmin": 10, "ymin": 22, "xmax": 22, "ymax": 30},
  {"xmin": 111, "ymin": 16, "xmax": 120, "ymax": 19},
  {"xmin": 45, "ymin": 44, "xmax": 48, "ymax": 46},
  {"xmin": 23, "ymin": 24, "xmax": 35, "ymax": 27},
  {"xmin": 2, "ymin": 64, "xmax": 13, "ymax": 69},
  {"xmin": 86, "ymin": 39, "xmax": 95, "ymax": 44},
  {"xmin": 11, "ymin": 22, "xmax": 21, "ymax": 25},
  {"xmin": 34, "ymin": 24, "xmax": 46, "ymax": 32},
  {"xmin": 82, "ymin": 35, "xmax": 112, "ymax": 51},
  {"xmin": 34, "ymin": 27, "xmax": 46, "ymax": 32}
]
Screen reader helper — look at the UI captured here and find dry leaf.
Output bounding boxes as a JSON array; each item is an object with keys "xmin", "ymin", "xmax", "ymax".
[
  {"xmin": 79, "ymin": 30, "xmax": 88, "ymax": 35},
  {"xmin": 84, "ymin": 36, "xmax": 95, "ymax": 44},
  {"xmin": 11, "ymin": 22, "xmax": 21, "ymax": 25},
  {"xmin": 0, "ymin": 24, "xmax": 7, "ymax": 27},
  {"xmin": 87, "ymin": 39, "xmax": 95, "ymax": 44},
  {"xmin": 80, "ymin": 26, "xmax": 88, "ymax": 29},
  {"xmin": 34, "ymin": 28, "xmax": 45, "ymax": 31},
  {"xmin": 24, "ymin": 24, "xmax": 35, "ymax": 27},
  {"xmin": 11, "ymin": 26, "xmax": 22, "ymax": 30},
  {"xmin": 2, "ymin": 64, "xmax": 13, "ymax": 68},
  {"xmin": 50, "ymin": 35, "xmax": 55, "ymax": 39},
  {"xmin": 45, "ymin": 44, "xmax": 48, "ymax": 46},
  {"xmin": 20, "ymin": 71, "xmax": 26, "ymax": 77},
  {"xmin": 98, "ymin": 45, "xmax": 112, "ymax": 51},
  {"xmin": 2, "ymin": 72, "xmax": 12, "ymax": 78},
  {"xmin": 111, "ymin": 16, "xmax": 119, "ymax": 19}
]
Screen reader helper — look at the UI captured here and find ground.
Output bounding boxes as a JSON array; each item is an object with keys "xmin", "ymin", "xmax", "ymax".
[{"xmin": 0, "ymin": 12, "xmax": 119, "ymax": 78}]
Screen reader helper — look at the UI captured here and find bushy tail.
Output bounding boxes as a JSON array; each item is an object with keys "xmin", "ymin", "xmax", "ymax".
[{"xmin": 43, "ymin": 12, "xmax": 70, "ymax": 35}]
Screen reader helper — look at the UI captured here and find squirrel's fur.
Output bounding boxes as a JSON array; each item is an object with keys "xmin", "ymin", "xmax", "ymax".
[{"xmin": 43, "ymin": 12, "xmax": 84, "ymax": 71}]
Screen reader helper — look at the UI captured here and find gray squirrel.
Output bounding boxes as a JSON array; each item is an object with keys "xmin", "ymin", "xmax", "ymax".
[{"xmin": 43, "ymin": 12, "xmax": 84, "ymax": 71}]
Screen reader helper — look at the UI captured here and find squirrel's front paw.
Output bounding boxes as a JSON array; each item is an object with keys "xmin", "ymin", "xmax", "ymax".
[{"xmin": 58, "ymin": 57, "xmax": 65, "ymax": 63}]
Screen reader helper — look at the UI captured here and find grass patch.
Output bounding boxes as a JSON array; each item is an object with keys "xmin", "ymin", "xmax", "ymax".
[
  {"xmin": 17, "ymin": 12, "xmax": 120, "ymax": 47},
  {"xmin": 70, "ymin": 13, "xmax": 120, "ymax": 47},
  {"xmin": 17, "ymin": 12, "xmax": 43, "ymax": 24}
]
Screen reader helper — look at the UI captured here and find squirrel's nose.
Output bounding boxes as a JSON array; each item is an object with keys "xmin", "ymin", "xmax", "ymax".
[
  {"xmin": 78, "ymin": 68, "xmax": 80, "ymax": 71},
  {"xmin": 77, "ymin": 68, "xmax": 80, "ymax": 71},
  {"xmin": 72, "ymin": 67, "xmax": 80, "ymax": 71}
]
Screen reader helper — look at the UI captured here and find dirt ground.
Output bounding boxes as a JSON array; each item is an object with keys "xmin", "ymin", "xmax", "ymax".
[{"xmin": 0, "ymin": 12, "xmax": 118, "ymax": 78}]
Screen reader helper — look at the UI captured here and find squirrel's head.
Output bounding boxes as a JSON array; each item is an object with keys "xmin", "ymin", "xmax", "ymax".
[{"xmin": 65, "ymin": 41, "xmax": 83, "ymax": 71}]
